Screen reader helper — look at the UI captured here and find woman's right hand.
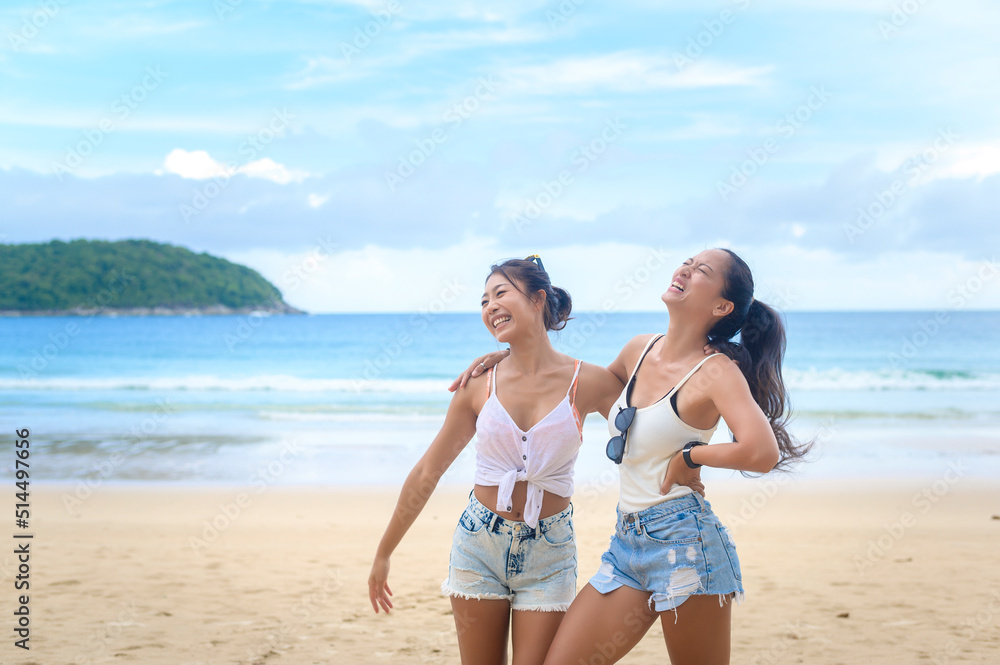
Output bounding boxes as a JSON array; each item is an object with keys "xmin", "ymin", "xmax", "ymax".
[
  {"xmin": 448, "ymin": 349, "xmax": 510, "ymax": 392},
  {"xmin": 368, "ymin": 554, "xmax": 393, "ymax": 614}
]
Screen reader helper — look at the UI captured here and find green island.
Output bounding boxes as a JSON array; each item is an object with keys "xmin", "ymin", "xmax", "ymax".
[{"xmin": 0, "ymin": 239, "xmax": 304, "ymax": 316}]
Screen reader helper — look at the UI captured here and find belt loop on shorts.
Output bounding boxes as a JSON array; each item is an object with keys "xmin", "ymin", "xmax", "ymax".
[
  {"xmin": 488, "ymin": 512, "xmax": 501, "ymax": 533},
  {"xmin": 692, "ymin": 492, "xmax": 707, "ymax": 510},
  {"xmin": 622, "ymin": 511, "xmax": 638, "ymax": 534}
]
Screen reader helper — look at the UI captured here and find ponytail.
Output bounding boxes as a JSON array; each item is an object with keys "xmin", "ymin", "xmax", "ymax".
[
  {"xmin": 708, "ymin": 251, "xmax": 812, "ymax": 472},
  {"xmin": 546, "ymin": 286, "xmax": 573, "ymax": 331}
]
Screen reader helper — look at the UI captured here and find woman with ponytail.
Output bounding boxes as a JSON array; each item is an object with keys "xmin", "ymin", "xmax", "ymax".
[
  {"xmin": 370, "ymin": 257, "xmax": 626, "ymax": 665},
  {"xmin": 453, "ymin": 248, "xmax": 810, "ymax": 664}
]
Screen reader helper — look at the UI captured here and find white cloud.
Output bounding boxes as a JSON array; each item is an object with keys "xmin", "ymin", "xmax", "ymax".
[
  {"xmin": 225, "ymin": 237, "xmax": 503, "ymax": 313},
  {"xmin": 504, "ymin": 53, "xmax": 772, "ymax": 95},
  {"xmin": 238, "ymin": 158, "xmax": 308, "ymax": 185},
  {"xmin": 286, "ymin": 25, "xmax": 550, "ymax": 90},
  {"xmin": 747, "ymin": 247, "xmax": 1000, "ymax": 312},
  {"xmin": 228, "ymin": 240, "xmax": 1000, "ymax": 313},
  {"xmin": 163, "ymin": 149, "xmax": 224, "ymax": 180},
  {"xmin": 162, "ymin": 149, "xmax": 309, "ymax": 184},
  {"xmin": 868, "ymin": 135, "xmax": 1000, "ymax": 186},
  {"xmin": 307, "ymin": 193, "xmax": 330, "ymax": 208},
  {"xmin": 301, "ymin": 0, "xmax": 547, "ymax": 23},
  {"xmin": 81, "ymin": 17, "xmax": 208, "ymax": 37},
  {"xmin": 934, "ymin": 142, "xmax": 1000, "ymax": 182}
]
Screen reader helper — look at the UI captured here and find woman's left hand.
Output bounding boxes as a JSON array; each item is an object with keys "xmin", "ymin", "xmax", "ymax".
[{"xmin": 660, "ymin": 450, "xmax": 705, "ymax": 497}]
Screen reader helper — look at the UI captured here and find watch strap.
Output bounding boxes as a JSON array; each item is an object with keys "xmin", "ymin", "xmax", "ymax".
[{"xmin": 682, "ymin": 441, "xmax": 706, "ymax": 469}]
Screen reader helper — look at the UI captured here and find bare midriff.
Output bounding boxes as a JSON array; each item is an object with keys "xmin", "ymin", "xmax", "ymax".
[{"xmin": 473, "ymin": 482, "xmax": 571, "ymax": 522}]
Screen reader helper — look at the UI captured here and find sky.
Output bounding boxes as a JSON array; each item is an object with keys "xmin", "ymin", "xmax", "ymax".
[{"xmin": 1, "ymin": 0, "xmax": 999, "ymax": 313}]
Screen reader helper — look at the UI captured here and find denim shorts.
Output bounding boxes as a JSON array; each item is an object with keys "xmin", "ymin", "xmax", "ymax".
[
  {"xmin": 440, "ymin": 492, "xmax": 577, "ymax": 612},
  {"xmin": 588, "ymin": 492, "xmax": 744, "ymax": 615}
]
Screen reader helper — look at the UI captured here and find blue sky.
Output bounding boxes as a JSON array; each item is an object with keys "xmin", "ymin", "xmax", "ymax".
[{"xmin": 2, "ymin": 0, "xmax": 998, "ymax": 312}]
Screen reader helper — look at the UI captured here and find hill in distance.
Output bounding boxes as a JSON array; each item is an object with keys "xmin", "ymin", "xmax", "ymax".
[{"xmin": 0, "ymin": 239, "xmax": 304, "ymax": 315}]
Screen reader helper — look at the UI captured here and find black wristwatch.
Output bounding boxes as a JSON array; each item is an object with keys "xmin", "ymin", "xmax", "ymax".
[{"xmin": 682, "ymin": 441, "xmax": 707, "ymax": 469}]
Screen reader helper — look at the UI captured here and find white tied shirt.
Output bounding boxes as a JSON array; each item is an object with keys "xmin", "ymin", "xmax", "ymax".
[{"xmin": 473, "ymin": 358, "xmax": 583, "ymax": 528}]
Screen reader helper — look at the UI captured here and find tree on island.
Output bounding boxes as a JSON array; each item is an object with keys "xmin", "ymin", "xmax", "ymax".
[{"xmin": 0, "ymin": 239, "xmax": 302, "ymax": 314}]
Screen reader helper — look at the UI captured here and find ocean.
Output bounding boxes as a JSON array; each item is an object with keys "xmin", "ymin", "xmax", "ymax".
[{"xmin": 2, "ymin": 311, "xmax": 998, "ymax": 487}]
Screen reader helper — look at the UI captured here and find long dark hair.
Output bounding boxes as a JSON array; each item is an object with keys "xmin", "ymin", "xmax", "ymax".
[
  {"xmin": 707, "ymin": 248, "xmax": 811, "ymax": 471},
  {"xmin": 487, "ymin": 258, "xmax": 573, "ymax": 332}
]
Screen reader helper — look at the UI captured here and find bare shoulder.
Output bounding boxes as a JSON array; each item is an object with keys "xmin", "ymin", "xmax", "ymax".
[
  {"xmin": 706, "ymin": 351, "xmax": 740, "ymax": 372},
  {"xmin": 452, "ymin": 367, "xmax": 491, "ymax": 413},
  {"xmin": 621, "ymin": 332, "xmax": 660, "ymax": 365},
  {"xmin": 699, "ymin": 352, "xmax": 746, "ymax": 389},
  {"xmin": 605, "ymin": 333, "xmax": 660, "ymax": 384},
  {"xmin": 628, "ymin": 332, "xmax": 660, "ymax": 348}
]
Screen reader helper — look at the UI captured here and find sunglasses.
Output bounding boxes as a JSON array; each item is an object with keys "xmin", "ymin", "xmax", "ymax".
[
  {"xmin": 524, "ymin": 254, "xmax": 546, "ymax": 272},
  {"xmin": 606, "ymin": 405, "xmax": 636, "ymax": 464}
]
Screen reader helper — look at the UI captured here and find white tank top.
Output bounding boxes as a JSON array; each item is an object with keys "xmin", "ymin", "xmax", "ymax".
[
  {"xmin": 474, "ymin": 358, "xmax": 583, "ymax": 528},
  {"xmin": 609, "ymin": 334, "xmax": 723, "ymax": 512}
]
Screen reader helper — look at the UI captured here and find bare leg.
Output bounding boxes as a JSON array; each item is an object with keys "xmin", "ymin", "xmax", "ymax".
[
  {"xmin": 510, "ymin": 609, "xmax": 565, "ymax": 665},
  {"xmin": 450, "ymin": 596, "xmax": 512, "ymax": 665},
  {"xmin": 660, "ymin": 593, "xmax": 734, "ymax": 665},
  {"xmin": 542, "ymin": 584, "xmax": 658, "ymax": 665}
]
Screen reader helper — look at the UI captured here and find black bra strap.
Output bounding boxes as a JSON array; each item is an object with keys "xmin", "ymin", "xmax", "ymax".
[{"xmin": 625, "ymin": 334, "xmax": 664, "ymax": 405}]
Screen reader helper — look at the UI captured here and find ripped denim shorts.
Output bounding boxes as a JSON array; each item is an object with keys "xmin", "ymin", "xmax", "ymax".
[
  {"xmin": 588, "ymin": 492, "xmax": 744, "ymax": 615},
  {"xmin": 440, "ymin": 492, "xmax": 577, "ymax": 612}
]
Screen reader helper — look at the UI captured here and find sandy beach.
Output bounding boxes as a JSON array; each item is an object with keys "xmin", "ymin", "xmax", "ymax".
[{"xmin": 3, "ymin": 479, "xmax": 999, "ymax": 664}]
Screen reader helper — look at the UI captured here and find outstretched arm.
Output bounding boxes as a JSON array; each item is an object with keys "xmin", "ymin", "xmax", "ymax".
[
  {"xmin": 450, "ymin": 335, "xmax": 717, "ymax": 395},
  {"xmin": 574, "ymin": 362, "xmax": 625, "ymax": 422},
  {"xmin": 369, "ymin": 381, "xmax": 479, "ymax": 613}
]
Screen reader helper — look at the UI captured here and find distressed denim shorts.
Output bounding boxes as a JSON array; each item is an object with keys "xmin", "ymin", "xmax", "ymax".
[
  {"xmin": 440, "ymin": 492, "xmax": 577, "ymax": 612},
  {"xmin": 588, "ymin": 492, "xmax": 744, "ymax": 615}
]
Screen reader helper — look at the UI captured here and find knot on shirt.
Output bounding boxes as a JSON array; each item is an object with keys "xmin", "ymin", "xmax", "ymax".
[{"xmin": 496, "ymin": 469, "xmax": 545, "ymax": 528}]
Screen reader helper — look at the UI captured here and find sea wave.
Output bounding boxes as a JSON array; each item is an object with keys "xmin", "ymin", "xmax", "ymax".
[
  {"xmin": 255, "ymin": 410, "xmax": 446, "ymax": 423},
  {"xmin": 0, "ymin": 375, "xmax": 449, "ymax": 393},
  {"xmin": 3, "ymin": 368, "xmax": 999, "ymax": 393},
  {"xmin": 784, "ymin": 368, "xmax": 1000, "ymax": 391}
]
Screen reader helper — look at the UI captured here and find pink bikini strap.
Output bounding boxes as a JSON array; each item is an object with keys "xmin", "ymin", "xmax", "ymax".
[{"xmin": 568, "ymin": 359, "xmax": 582, "ymax": 403}]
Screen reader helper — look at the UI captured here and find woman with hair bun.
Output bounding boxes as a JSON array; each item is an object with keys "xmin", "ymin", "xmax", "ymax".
[
  {"xmin": 369, "ymin": 256, "xmax": 626, "ymax": 665},
  {"xmin": 454, "ymin": 248, "xmax": 811, "ymax": 664}
]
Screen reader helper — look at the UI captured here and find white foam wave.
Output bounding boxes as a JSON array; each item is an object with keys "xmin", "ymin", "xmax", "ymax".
[
  {"xmin": 256, "ymin": 411, "xmax": 445, "ymax": 423},
  {"xmin": 1, "ymin": 375, "xmax": 450, "ymax": 393},
  {"xmin": 785, "ymin": 368, "xmax": 1000, "ymax": 391},
  {"xmin": 4, "ymin": 369, "xmax": 998, "ymax": 393}
]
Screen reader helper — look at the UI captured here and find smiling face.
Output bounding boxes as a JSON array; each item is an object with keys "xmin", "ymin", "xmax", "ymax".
[
  {"xmin": 481, "ymin": 270, "xmax": 544, "ymax": 343},
  {"xmin": 661, "ymin": 248, "xmax": 735, "ymax": 319}
]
